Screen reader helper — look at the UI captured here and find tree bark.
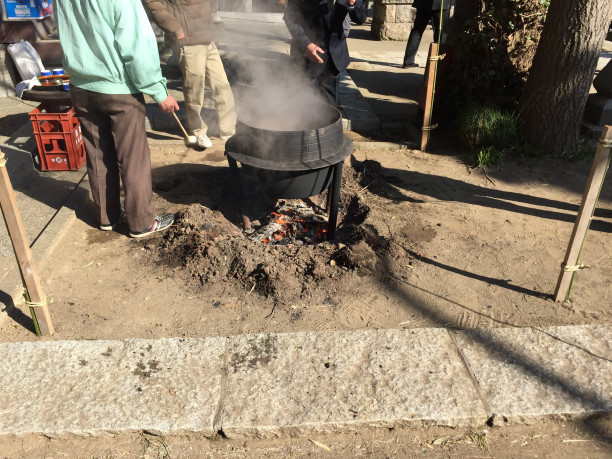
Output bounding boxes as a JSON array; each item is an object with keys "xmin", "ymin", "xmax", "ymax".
[
  {"xmin": 446, "ymin": 0, "xmax": 481, "ymax": 45},
  {"xmin": 519, "ymin": 0, "xmax": 612, "ymax": 157}
]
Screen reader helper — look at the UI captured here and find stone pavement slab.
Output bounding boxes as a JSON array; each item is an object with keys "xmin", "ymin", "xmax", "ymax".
[
  {"xmin": 454, "ymin": 325, "xmax": 612, "ymax": 424},
  {"xmin": 220, "ymin": 328, "xmax": 487, "ymax": 438},
  {"xmin": 0, "ymin": 337, "xmax": 226, "ymax": 436},
  {"xmin": 1, "ymin": 326, "xmax": 609, "ymax": 438}
]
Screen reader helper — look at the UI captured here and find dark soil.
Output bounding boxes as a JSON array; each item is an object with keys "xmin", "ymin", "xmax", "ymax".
[{"xmin": 149, "ymin": 159, "xmax": 415, "ymax": 307}]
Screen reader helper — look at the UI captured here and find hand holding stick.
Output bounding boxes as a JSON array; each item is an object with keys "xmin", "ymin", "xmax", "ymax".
[{"xmin": 172, "ymin": 112, "xmax": 196, "ymax": 146}]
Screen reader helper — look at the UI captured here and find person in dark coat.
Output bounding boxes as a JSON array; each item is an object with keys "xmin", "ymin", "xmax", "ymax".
[
  {"xmin": 402, "ymin": 0, "xmax": 449, "ymax": 68},
  {"xmin": 284, "ymin": 0, "xmax": 367, "ymax": 106}
]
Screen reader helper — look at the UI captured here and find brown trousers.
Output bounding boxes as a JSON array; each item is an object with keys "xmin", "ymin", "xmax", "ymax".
[{"xmin": 70, "ymin": 87, "xmax": 155, "ymax": 233}]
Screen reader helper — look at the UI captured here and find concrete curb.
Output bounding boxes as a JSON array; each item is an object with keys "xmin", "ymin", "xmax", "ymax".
[
  {"xmin": 339, "ymin": 73, "xmax": 381, "ymax": 134},
  {"xmin": 1, "ymin": 325, "xmax": 609, "ymax": 437},
  {"xmin": 353, "ymin": 140, "xmax": 416, "ymax": 150}
]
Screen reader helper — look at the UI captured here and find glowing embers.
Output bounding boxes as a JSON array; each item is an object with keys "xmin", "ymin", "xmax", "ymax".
[{"xmin": 249, "ymin": 200, "xmax": 328, "ymax": 245}]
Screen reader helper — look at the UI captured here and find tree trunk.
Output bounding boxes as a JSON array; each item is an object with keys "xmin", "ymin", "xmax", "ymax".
[
  {"xmin": 446, "ymin": 0, "xmax": 481, "ymax": 45},
  {"xmin": 519, "ymin": 0, "xmax": 612, "ymax": 157}
]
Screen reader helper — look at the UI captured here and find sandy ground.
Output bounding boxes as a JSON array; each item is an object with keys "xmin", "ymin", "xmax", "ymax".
[
  {"xmin": 2, "ymin": 132, "xmax": 610, "ymax": 343},
  {"xmin": 1, "ymin": 416, "xmax": 611, "ymax": 458}
]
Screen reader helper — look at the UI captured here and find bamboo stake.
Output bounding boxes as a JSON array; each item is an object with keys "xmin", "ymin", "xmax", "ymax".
[
  {"xmin": 0, "ymin": 151, "xmax": 54, "ymax": 335},
  {"xmin": 420, "ymin": 42, "xmax": 438, "ymax": 152},
  {"xmin": 420, "ymin": 2, "xmax": 446, "ymax": 152},
  {"xmin": 553, "ymin": 126, "xmax": 612, "ymax": 302}
]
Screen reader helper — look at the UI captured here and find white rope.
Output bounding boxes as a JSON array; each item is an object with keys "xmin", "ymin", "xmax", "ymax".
[
  {"xmin": 598, "ymin": 138, "xmax": 612, "ymax": 148},
  {"xmin": 562, "ymin": 263, "xmax": 588, "ymax": 272},
  {"xmin": 25, "ymin": 294, "xmax": 47, "ymax": 308}
]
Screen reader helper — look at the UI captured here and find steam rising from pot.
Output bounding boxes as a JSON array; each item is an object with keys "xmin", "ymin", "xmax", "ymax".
[
  {"xmin": 223, "ymin": 22, "xmax": 331, "ymax": 131},
  {"xmin": 238, "ymin": 70, "xmax": 330, "ymax": 131}
]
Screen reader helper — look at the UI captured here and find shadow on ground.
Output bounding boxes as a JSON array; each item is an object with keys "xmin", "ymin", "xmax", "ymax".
[{"xmin": 351, "ymin": 157, "xmax": 612, "ymax": 232}]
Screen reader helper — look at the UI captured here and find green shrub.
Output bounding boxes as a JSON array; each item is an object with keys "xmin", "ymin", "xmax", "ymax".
[
  {"xmin": 473, "ymin": 146, "xmax": 504, "ymax": 168},
  {"xmin": 458, "ymin": 105, "xmax": 541, "ymax": 167},
  {"xmin": 458, "ymin": 105, "xmax": 520, "ymax": 151}
]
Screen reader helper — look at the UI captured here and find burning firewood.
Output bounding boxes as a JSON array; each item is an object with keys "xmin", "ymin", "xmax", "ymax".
[{"xmin": 248, "ymin": 199, "xmax": 329, "ymax": 245}]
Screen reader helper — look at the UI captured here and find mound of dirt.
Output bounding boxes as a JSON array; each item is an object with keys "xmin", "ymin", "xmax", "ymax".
[{"xmin": 149, "ymin": 162, "xmax": 413, "ymax": 305}]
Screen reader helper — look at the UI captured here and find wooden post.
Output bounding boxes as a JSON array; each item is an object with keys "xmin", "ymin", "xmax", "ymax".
[
  {"xmin": 0, "ymin": 151, "xmax": 54, "ymax": 336},
  {"xmin": 553, "ymin": 126, "xmax": 612, "ymax": 302},
  {"xmin": 420, "ymin": 43, "xmax": 438, "ymax": 152}
]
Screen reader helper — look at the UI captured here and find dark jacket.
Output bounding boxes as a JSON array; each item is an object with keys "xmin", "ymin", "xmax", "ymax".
[
  {"xmin": 413, "ymin": 0, "xmax": 449, "ymax": 11},
  {"xmin": 144, "ymin": 0, "xmax": 214, "ymax": 46},
  {"xmin": 284, "ymin": 0, "xmax": 367, "ymax": 76}
]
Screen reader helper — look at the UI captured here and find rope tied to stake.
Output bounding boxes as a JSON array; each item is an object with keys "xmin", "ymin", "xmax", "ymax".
[
  {"xmin": 428, "ymin": 53, "xmax": 446, "ymax": 61},
  {"xmin": 562, "ymin": 263, "xmax": 589, "ymax": 272},
  {"xmin": 598, "ymin": 138, "xmax": 612, "ymax": 148},
  {"xmin": 25, "ymin": 295, "xmax": 47, "ymax": 308},
  {"xmin": 0, "ymin": 152, "xmax": 6, "ymax": 168}
]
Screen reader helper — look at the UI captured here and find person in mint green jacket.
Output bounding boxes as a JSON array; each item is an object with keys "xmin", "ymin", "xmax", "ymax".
[{"xmin": 55, "ymin": 0, "xmax": 180, "ymax": 238}]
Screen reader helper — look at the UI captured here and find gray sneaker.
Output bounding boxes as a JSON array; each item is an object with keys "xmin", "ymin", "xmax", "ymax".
[{"xmin": 129, "ymin": 213, "xmax": 175, "ymax": 238}]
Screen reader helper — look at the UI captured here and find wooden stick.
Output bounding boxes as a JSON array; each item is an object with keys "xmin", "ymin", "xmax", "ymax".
[
  {"xmin": 0, "ymin": 151, "xmax": 54, "ymax": 336},
  {"xmin": 421, "ymin": 42, "xmax": 438, "ymax": 152},
  {"xmin": 172, "ymin": 112, "xmax": 189, "ymax": 139},
  {"xmin": 553, "ymin": 126, "xmax": 612, "ymax": 302}
]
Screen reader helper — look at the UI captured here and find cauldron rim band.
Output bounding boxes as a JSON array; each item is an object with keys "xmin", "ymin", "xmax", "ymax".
[{"xmin": 225, "ymin": 135, "xmax": 353, "ymax": 171}]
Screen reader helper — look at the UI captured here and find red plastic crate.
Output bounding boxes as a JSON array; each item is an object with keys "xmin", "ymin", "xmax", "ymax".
[{"xmin": 29, "ymin": 105, "xmax": 87, "ymax": 171}]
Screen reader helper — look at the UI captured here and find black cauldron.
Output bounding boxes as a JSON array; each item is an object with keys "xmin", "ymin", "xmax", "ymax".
[{"xmin": 225, "ymin": 104, "xmax": 352, "ymax": 239}]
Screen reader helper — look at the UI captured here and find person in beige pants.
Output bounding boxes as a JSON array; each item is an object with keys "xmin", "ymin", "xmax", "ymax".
[{"xmin": 145, "ymin": 0, "xmax": 236, "ymax": 149}]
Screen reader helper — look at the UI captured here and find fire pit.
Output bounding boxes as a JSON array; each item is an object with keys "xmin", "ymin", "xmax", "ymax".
[{"xmin": 225, "ymin": 104, "xmax": 352, "ymax": 240}]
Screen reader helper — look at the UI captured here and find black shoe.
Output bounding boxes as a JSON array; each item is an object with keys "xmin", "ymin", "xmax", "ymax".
[
  {"xmin": 402, "ymin": 63, "xmax": 419, "ymax": 68},
  {"xmin": 129, "ymin": 213, "xmax": 175, "ymax": 238}
]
